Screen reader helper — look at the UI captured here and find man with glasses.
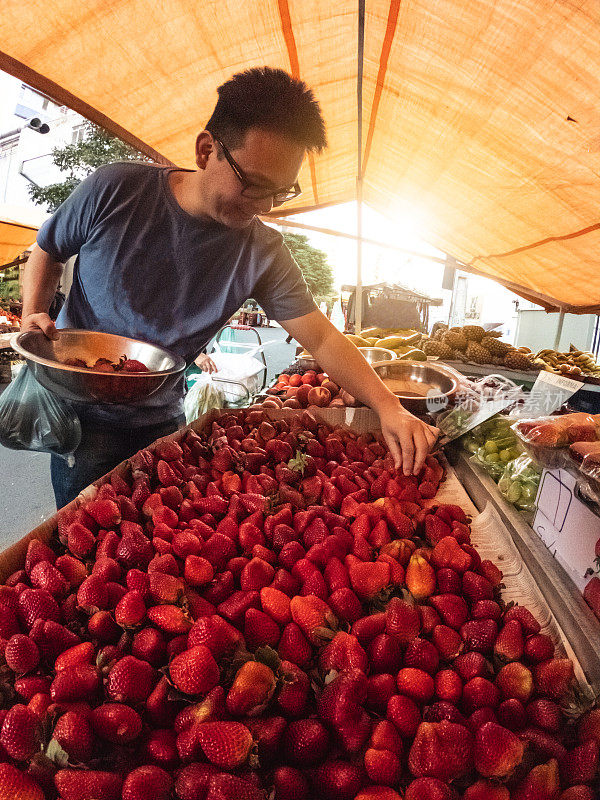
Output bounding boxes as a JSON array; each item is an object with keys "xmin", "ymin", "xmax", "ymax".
[{"xmin": 21, "ymin": 66, "xmax": 438, "ymax": 507}]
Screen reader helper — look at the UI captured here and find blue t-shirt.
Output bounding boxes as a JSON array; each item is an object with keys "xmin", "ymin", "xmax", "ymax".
[{"xmin": 37, "ymin": 162, "xmax": 316, "ymax": 426}]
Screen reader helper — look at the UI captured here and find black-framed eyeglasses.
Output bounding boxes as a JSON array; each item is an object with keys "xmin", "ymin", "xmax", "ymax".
[{"xmin": 212, "ymin": 136, "xmax": 301, "ymax": 207}]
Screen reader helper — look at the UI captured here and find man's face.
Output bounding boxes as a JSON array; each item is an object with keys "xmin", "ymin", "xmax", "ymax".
[{"xmin": 198, "ymin": 127, "xmax": 305, "ymax": 228}]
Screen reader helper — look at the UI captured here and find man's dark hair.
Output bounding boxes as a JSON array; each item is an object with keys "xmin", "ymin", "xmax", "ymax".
[{"xmin": 206, "ymin": 66, "xmax": 327, "ymax": 153}]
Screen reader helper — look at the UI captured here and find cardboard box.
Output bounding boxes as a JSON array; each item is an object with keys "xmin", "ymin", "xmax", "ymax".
[{"xmin": 533, "ymin": 467, "xmax": 600, "ymax": 591}]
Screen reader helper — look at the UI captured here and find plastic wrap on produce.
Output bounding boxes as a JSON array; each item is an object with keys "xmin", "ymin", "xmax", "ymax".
[{"xmin": 513, "ymin": 412, "xmax": 600, "ymax": 469}]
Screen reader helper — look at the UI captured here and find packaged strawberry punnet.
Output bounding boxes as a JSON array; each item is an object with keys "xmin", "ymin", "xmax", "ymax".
[{"xmin": 0, "ymin": 407, "xmax": 597, "ymax": 799}]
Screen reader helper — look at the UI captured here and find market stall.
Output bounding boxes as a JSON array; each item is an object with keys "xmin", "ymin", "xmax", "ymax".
[{"xmin": 0, "ymin": 402, "xmax": 599, "ymax": 799}]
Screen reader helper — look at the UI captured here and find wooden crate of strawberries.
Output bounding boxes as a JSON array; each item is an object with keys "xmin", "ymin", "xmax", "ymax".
[{"xmin": 0, "ymin": 407, "xmax": 598, "ymax": 800}]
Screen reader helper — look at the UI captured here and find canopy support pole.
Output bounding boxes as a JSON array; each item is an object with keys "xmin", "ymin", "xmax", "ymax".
[
  {"xmin": 553, "ymin": 309, "xmax": 565, "ymax": 350},
  {"xmin": 355, "ymin": 0, "xmax": 365, "ymax": 335}
]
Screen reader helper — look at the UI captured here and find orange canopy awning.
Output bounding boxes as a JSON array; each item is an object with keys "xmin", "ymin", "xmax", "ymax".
[
  {"xmin": 1, "ymin": 1, "xmax": 599, "ymax": 311},
  {"xmin": 0, "ymin": 219, "xmax": 38, "ymax": 266}
]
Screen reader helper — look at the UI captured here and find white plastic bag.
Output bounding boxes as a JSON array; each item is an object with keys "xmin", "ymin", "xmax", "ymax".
[
  {"xmin": 209, "ymin": 344, "xmax": 265, "ymax": 402},
  {"xmin": 184, "ymin": 373, "xmax": 225, "ymax": 423}
]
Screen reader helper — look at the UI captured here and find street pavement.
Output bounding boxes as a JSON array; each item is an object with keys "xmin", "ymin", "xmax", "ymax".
[{"xmin": 0, "ymin": 325, "xmax": 297, "ymax": 549}]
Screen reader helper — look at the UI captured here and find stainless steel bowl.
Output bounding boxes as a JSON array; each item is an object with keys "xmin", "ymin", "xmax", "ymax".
[
  {"xmin": 358, "ymin": 347, "xmax": 397, "ymax": 364},
  {"xmin": 11, "ymin": 329, "xmax": 186, "ymax": 405},
  {"xmin": 371, "ymin": 359, "xmax": 463, "ymax": 412}
]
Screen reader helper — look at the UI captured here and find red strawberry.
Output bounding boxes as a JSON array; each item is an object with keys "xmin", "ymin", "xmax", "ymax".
[
  {"xmin": 320, "ymin": 630, "xmax": 369, "ymax": 674},
  {"xmin": 454, "ymin": 651, "xmax": 488, "ymax": 681},
  {"xmin": 387, "ymin": 693, "xmax": 421, "ymax": 737},
  {"xmin": 364, "ymin": 720, "xmax": 403, "ymax": 784},
  {"xmin": 283, "ymin": 718, "xmax": 330, "ymax": 766},
  {"xmin": 290, "ymin": 594, "xmax": 337, "ymax": 645},
  {"xmin": 513, "ymin": 758, "xmax": 560, "ymax": 800},
  {"xmin": 474, "ymin": 721, "xmax": 525, "ymax": 778},
  {"xmin": 106, "ymin": 655, "xmax": 156, "ymax": 702},
  {"xmin": 188, "ymin": 614, "xmax": 243, "ymax": 657},
  {"xmin": 122, "ymin": 765, "xmax": 173, "ymax": 800},
  {"xmin": 89, "ymin": 702, "xmax": 142, "ymax": 743},
  {"xmin": 50, "ymin": 664, "xmax": 101, "ymax": 702},
  {"xmin": 557, "ymin": 787, "xmax": 594, "ymax": 799},
  {"xmin": 206, "ymin": 772, "xmax": 265, "ymax": 800},
  {"xmin": 463, "ymin": 781, "xmax": 509, "ymax": 800},
  {"xmin": 276, "ymin": 661, "xmax": 311, "ymax": 718},
  {"xmin": 494, "ymin": 620, "xmax": 525, "ymax": 662},
  {"xmin": 559, "ymin": 740, "xmax": 599, "ymax": 786},
  {"xmin": 385, "ymin": 597, "xmax": 420, "ymax": 644},
  {"xmin": 0, "ymin": 704, "xmax": 41, "ymax": 760},
  {"xmin": 55, "ymin": 769, "xmax": 123, "ymax": 800},
  {"xmin": 462, "ymin": 570, "xmax": 493, "ymax": 602},
  {"xmin": 30, "ymin": 560, "xmax": 69, "ymax": 598},
  {"xmin": 147, "ymin": 604, "xmax": 193, "ymax": 634},
  {"xmin": 527, "ymin": 697, "xmax": 563, "ymax": 733},
  {"xmin": 114, "ymin": 590, "xmax": 146, "ymax": 627},
  {"xmin": 429, "ymin": 594, "xmax": 469, "ymax": 629},
  {"xmin": 66, "ymin": 523, "xmax": 96, "ymax": 557},
  {"xmin": 277, "ymin": 621, "xmax": 312, "ymax": 668},
  {"xmin": 85, "ymin": 498, "xmax": 121, "ymax": 527},
  {"xmin": 397, "ymin": 667, "xmax": 435, "ymax": 705},
  {"xmin": 496, "ymin": 662, "xmax": 534, "ymax": 704},
  {"xmin": 408, "ymin": 720, "xmax": 473, "ymax": 781},
  {"xmin": 430, "ymin": 536, "xmax": 472, "ymax": 573},
  {"xmin": 431, "ymin": 624, "xmax": 464, "ymax": 660},
  {"xmin": 169, "ymin": 645, "xmax": 220, "ymax": 696},
  {"xmin": 471, "ymin": 599, "xmax": 502, "ymax": 621},
  {"xmin": 424, "ymin": 514, "xmax": 451, "ymax": 545},
  {"xmin": 18, "ymin": 588, "xmax": 60, "ymax": 628},
  {"xmin": 504, "ymin": 605, "xmax": 541, "ymax": 635},
  {"xmin": 524, "ymin": 633, "xmax": 555, "ymax": 663},
  {"xmin": 226, "ymin": 660, "xmax": 277, "ymax": 717},
  {"xmin": 368, "ymin": 633, "xmax": 403, "ymax": 675},
  {"xmin": 131, "ymin": 626, "xmax": 166, "ymax": 665},
  {"xmin": 244, "ymin": 607, "xmax": 280, "ymax": 649},
  {"xmin": 521, "ymin": 727, "xmax": 567, "ymax": 761},
  {"xmin": 52, "ymin": 710, "xmax": 94, "ymax": 761},
  {"xmin": 460, "ymin": 619, "xmax": 498, "ymax": 653},
  {"xmin": 312, "ymin": 760, "xmax": 365, "ymax": 800},
  {"xmin": 196, "ymin": 721, "xmax": 253, "ymax": 768},
  {"xmin": 0, "ymin": 763, "xmax": 44, "ymax": 800},
  {"xmin": 271, "ymin": 766, "xmax": 310, "ymax": 800},
  {"xmin": 534, "ymin": 658, "xmax": 574, "ymax": 699},
  {"xmin": 404, "ymin": 637, "xmax": 440, "ymax": 675},
  {"xmin": 434, "ymin": 669, "xmax": 462, "ymax": 704},
  {"xmin": 328, "ymin": 587, "xmax": 363, "ymax": 624},
  {"xmin": 497, "ymin": 698, "xmax": 527, "ymax": 732},
  {"xmin": 463, "ymin": 677, "xmax": 500, "ymax": 712},
  {"xmin": 578, "ymin": 707, "xmax": 600, "ymax": 745},
  {"xmin": 404, "ymin": 778, "xmax": 458, "ymax": 800},
  {"xmin": 5, "ymin": 634, "xmax": 40, "ymax": 674}
]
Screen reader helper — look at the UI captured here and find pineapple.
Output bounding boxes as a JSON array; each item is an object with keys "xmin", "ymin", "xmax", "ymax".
[
  {"xmin": 481, "ymin": 336, "xmax": 512, "ymax": 356},
  {"xmin": 443, "ymin": 331, "xmax": 468, "ymax": 351},
  {"xmin": 423, "ymin": 340, "xmax": 454, "ymax": 359},
  {"xmin": 462, "ymin": 325, "xmax": 486, "ymax": 342},
  {"xmin": 465, "ymin": 342, "xmax": 491, "ymax": 364},
  {"xmin": 504, "ymin": 351, "xmax": 534, "ymax": 371}
]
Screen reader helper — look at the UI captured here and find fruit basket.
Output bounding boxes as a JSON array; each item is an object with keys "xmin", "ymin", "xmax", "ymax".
[{"xmin": 0, "ymin": 406, "xmax": 599, "ymax": 799}]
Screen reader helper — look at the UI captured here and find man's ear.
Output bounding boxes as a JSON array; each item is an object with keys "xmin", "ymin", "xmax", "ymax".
[{"xmin": 195, "ymin": 131, "xmax": 213, "ymax": 170}]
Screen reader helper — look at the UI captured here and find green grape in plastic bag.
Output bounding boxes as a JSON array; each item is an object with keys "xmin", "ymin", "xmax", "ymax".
[{"xmin": 498, "ymin": 455, "xmax": 541, "ymax": 512}]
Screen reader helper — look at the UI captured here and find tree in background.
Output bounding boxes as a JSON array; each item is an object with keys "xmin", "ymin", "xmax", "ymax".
[
  {"xmin": 283, "ymin": 232, "xmax": 335, "ymax": 305},
  {"xmin": 28, "ymin": 122, "xmax": 149, "ymax": 212}
]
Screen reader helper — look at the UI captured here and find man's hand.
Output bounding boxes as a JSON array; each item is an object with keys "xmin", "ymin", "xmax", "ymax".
[
  {"xmin": 378, "ymin": 401, "xmax": 440, "ymax": 476},
  {"xmin": 20, "ymin": 312, "xmax": 59, "ymax": 340},
  {"xmin": 195, "ymin": 353, "xmax": 218, "ymax": 373}
]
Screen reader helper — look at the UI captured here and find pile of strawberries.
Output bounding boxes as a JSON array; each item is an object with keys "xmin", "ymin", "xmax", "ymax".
[{"xmin": 0, "ymin": 409, "xmax": 598, "ymax": 800}]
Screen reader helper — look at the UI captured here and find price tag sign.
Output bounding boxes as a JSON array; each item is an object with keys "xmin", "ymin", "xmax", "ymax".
[{"xmin": 517, "ymin": 371, "xmax": 582, "ymax": 418}]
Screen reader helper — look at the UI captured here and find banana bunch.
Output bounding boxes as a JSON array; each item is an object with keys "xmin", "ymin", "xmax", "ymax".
[{"xmin": 535, "ymin": 347, "xmax": 600, "ymax": 378}]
